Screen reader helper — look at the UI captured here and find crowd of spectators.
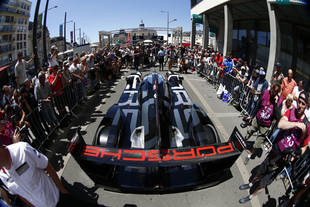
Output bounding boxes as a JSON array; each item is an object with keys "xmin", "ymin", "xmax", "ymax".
[{"xmin": 192, "ymin": 46, "xmax": 310, "ymax": 206}]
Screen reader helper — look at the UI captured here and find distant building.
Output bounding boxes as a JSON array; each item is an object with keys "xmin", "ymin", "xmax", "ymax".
[
  {"xmin": 112, "ymin": 21, "xmax": 158, "ymax": 45},
  {"xmin": 130, "ymin": 21, "xmax": 157, "ymax": 43},
  {"xmin": 182, "ymin": 31, "xmax": 203, "ymax": 46},
  {"xmin": 0, "ymin": 0, "xmax": 32, "ymax": 66}
]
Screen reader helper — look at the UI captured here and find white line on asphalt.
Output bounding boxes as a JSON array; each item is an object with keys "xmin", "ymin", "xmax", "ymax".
[
  {"xmin": 186, "ymin": 78, "xmax": 206, "ymax": 82},
  {"xmin": 214, "ymin": 112, "xmax": 240, "ymax": 118},
  {"xmin": 184, "ymin": 76, "xmax": 260, "ymax": 207}
]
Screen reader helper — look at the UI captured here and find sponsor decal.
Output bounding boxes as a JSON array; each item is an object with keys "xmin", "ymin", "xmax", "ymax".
[{"xmin": 81, "ymin": 142, "xmax": 235, "ymax": 162}]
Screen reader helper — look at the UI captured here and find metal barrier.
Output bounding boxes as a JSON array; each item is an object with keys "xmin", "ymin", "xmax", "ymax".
[
  {"xmin": 199, "ymin": 64, "xmax": 264, "ymax": 119},
  {"xmin": 23, "ymin": 79, "xmax": 86, "ymax": 150}
]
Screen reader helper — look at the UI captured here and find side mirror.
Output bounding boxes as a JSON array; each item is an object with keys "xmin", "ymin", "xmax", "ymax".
[{"xmin": 179, "ymin": 76, "xmax": 184, "ymax": 81}]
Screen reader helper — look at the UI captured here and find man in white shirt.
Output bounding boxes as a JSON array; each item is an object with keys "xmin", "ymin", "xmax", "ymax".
[
  {"xmin": 292, "ymin": 80, "xmax": 304, "ymax": 108},
  {"xmin": 14, "ymin": 52, "xmax": 33, "ymax": 89},
  {"xmin": 48, "ymin": 45, "xmax": 59, "ymax": 68},
  {"xmin": 0, "ymin": 142, "xmax": 67, "ymax": 207}
]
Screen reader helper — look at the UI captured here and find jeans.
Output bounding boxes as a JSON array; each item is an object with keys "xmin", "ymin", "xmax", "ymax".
[
  {"xmin": 40, "ymin": 107, "xmax": 58, "ymax": 125},
  {"xmin": 269, "ymin": 128, "xmax": 280, "ymax": 143}
]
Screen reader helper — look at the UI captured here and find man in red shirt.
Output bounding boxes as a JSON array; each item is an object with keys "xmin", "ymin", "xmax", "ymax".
[
  {"xmin": 48, "ymin": 66, "xmax": 67, "ymax": 119},
  {"xmin": 215, "ymin": 52, "xmax": 223, "ymax": 68},
  {"xmin": 281, "ymin": 69, "xmax": 297, "ymax": 99}
]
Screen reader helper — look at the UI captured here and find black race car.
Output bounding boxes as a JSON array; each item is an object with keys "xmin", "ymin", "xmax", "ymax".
[{"xmin": 69, "ymin": 71, "xmax": 245, "ymax": 193}]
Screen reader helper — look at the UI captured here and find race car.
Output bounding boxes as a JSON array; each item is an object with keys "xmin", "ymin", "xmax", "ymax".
[{"xmin": 69, "ymin": 71, "xmax": 245, "ymax": 193}]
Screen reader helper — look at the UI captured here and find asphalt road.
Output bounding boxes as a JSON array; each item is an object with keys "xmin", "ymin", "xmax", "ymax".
[{"xmin": 51, "ymin": 65, "xmax": 286, "ymax": 207}]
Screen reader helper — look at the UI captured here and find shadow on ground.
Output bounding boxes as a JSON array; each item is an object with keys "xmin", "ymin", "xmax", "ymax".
[{"xmin": 61, "ymin": 177, "xmax": 108, "ymax": 207}]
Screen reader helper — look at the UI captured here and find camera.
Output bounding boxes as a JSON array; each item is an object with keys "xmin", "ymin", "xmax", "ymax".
[{"xmin": 17, "ymin": 125, "xmax": 28, "ymax": 134}]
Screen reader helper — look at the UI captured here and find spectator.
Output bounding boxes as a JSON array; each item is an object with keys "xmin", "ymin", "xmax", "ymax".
[
  {"xmin": 215, "ymin": 52, "xmax": 223, "ymax": 68},
  {"xmin": 167, "ymin": 46, "xmax": 176, "ymax": 72},
  {"xmin": 1, "ymin": 86, "xmax": 12, "ymax": 110},
  {"xmin": 157, "ymin": 47, "xmax": 165, "ymax": 71},
  {"xmin": 281, "ymin": 94, "xmax": 294, "ymax": 116},
  {"xmin": 242, "ymin": 83, "xmax": 281, "ymax": 165},
  {"xmin": 242, "ymin": 69, "xmax": 269, "ymax": 125},
  {"xmin": 133, "ymin": 48, "xmax": 140, "ymax": 71},
  {"xmin": 4, "ymin": 104, "xmax": 25, "ymax": 128},
  {"xmin": 281, "ymin": 69, "xmax": 297, "ymax": 100},
  {"xmin": 34, "ymin": 71, "xmax": 59, "ymax": 128},
  {"xmin": 222, "ymin": 54, "xmax": 234, "ymax": 74},
  {"xmin": 305, "ymin": 91, "xmax": 310, "ymax": 121},
  {"xmin": 179, "ymin": 57, "xmax": 189, "ymax": 74},
  {"xmin": 12, "ymin": 89, "xmax": 20, "ymax": 106},
  {"xmin": 0, "ymin": 141, "xmax": 68, "ymax": 207},
  {"xmin": 271, "ymin": 62, "xmax": 284, "ymax": 85},
  {"xmin": 19, "ymin": 85, "xmax": 46, "ymax": 143},
  {"xmin": 232, "ymin": 66, "xmax": 248, "ymax": 105},
  {"xmin": 14, "ymin": 52, "xmax": 33, "ymax": 89},
  {"xmin": 0, "ymin": 111, "xmax": 19, "ymax": 145},
  {"xmin": 48, "ymin": 66, "xmax": 67, "ymax": 119},
  {"xmin": 48, "ymin": 45, "xmax": 59, "ymax": 68},
  {"xmin": 292, "ymin": 80, "xmax": 304, "ymax": 108},
  {"xmin": 80, "ymin": 56, "xmax": 89, "ymax": 86},
  {"xmin": 239, "ymin": 92, "xmax": 309, "ymax": 204},
  {"xmin": 62, "ymin": 62, "xmax": 72, "ymax": 85},
  {"xmin": 69, "ymin": 57, "xmax": 85, "ymax": 103},
  {"xmin": 87, "ymin": 54, "xmax": 97, "ymax": 94}
]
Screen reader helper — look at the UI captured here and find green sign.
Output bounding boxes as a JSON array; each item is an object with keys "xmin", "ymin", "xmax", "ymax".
[
  {"xmin": 192, "ymin": 14, "xmax": 203, "ymax": 24},
  {"xmin": 38, "ymin": 13, "xmax": 43, "ymax": 25},
  {"xmin": 276, "ymin": 0, "xmax": 290, "ymax": 5}
]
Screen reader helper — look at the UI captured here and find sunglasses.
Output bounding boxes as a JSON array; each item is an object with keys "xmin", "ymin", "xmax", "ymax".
[{"xmin": 298, "ymin": 99, "xmax": 307, "ymax": 106}]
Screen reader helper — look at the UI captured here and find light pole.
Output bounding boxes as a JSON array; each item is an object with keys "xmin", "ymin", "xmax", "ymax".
[
  {"xmin": 33, "ymin": 0, "xmax": 41, "ymax": 74},
  {"xmin": 63, "ymin": 11, "xmax": 73, "ymax": 52},
  {"xmin": 161, "ymin": 10, "xmax": 177, "ymax": 45},
  {"xmin": 43, "ymin": 0, "xmax": 57, "ymax": 64}
]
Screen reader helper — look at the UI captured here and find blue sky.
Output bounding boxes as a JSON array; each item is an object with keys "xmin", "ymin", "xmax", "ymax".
[{"xmin": 30, "ymin": 0, "xmax": 193, "ymax": 43}]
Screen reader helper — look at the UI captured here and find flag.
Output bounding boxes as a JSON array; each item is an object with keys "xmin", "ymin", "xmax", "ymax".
[
  {"xmin": 127, "ymin": 32, "xmax": 130, "ymax": 43},
  {"xmin": 70, "ymin": 31, "xmax": 73, "ymax": 43},
  {"xmin": 38, "ymin": 13, "xmax": 43, "ymax": 25},
  {"xmin": 59, "ymin": 24, "xmax": 63, "ymax": 37}
]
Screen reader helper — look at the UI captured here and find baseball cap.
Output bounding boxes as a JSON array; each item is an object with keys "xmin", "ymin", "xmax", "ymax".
[
  {"xmin": 51, "ymin": 45, "xmax": 58, "ymax": 50},
  {"xmin": 241, "ymin": 66, "xmax": 246, "ymax": 71},
  {"xmin": 259, "ymin": 71, "xmax": 266, "ymax": 76},
  {"xmin": 275, "ymin": 62, "xmax": 281, "ymax": 67}
]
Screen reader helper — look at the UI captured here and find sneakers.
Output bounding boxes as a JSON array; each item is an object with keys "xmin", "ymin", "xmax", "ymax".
[
  {"xmin": 244, "ymin": 156, "xmax": 250, "ymax": 165},
  {"xmin": 239, "ymin": 196, "xmax": 251, "ymax": 204},
  {"xmin": 239, "ymin": 184, "xmax": 251, "ymax": 190},
  {"xmin": 240, "ymin": 122, "xmax": 248, "ymax": 128}
]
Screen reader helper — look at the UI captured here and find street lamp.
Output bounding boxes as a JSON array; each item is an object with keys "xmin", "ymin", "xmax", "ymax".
[
  {"xmin": 64, "ymin": 10, "xmax": 73, "ymax": 51},
  {"xmin": 33, "ymin": 0, "xmax": 41, "ymax": 74},
  {"xmin": 47, "ymin": 5, "xmax": 57, "ymax": 11},
  {"xmin": 161, "ymin": 10, "xmax": 177, "ymax": 45}
]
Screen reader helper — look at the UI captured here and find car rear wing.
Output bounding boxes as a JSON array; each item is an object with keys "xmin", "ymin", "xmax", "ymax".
[{"xmin": 69, "ymin": 127, "xmax": 245, "ymax": 168}]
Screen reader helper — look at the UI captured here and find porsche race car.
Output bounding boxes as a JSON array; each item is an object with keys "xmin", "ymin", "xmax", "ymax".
[{"xmin": 69, "ymin": 71, "xmax": 245, "ymax": 193}]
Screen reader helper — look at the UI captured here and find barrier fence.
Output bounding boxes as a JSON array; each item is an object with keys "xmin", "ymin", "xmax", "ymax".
[{"xmin": 198, "ymin": 63, "xmax": 262, "ymax": 118}]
